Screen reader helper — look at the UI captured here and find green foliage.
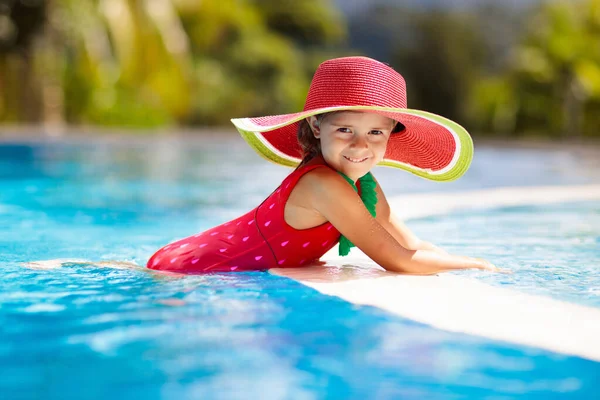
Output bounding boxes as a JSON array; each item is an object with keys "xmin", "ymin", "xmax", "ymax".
[
  {"xmin": 3, "ymin": 0, "xmax": 598, "ymax": 139},
  {"xmin": 471, "ymin": 0, "xmax": 600, "ymax": 138},
  {"xmin": 467, "ymin": 77, "xmax": 519, "ymax": 134},
  {"xmin": 0, "ymin": 0, "xmax": 346, "ymax": 127},
  {"xmin": 390, "ymin": 9, "xmax": 487, "ymax": 123},
  {"xmin": 251, "ymin": 0, "xmax": 345, "ymax": 46}
]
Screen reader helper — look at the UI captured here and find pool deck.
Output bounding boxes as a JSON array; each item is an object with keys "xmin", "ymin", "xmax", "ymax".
[{"xmin": 271, "ymin": 184, "xmax": 600, "ymax": 362}]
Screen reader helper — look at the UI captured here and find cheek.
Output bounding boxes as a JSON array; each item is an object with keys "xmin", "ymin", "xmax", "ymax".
[
  {"xmin": 321, "ymin": 136, "xmax": 344, "ymax": 153},
  {"xmin": 373, "ymin": 139, "xmax": 389, "ymax": 157},
  {"xmin": 372, "ymin": 136, "xmax": 389, "ymax": 149}
]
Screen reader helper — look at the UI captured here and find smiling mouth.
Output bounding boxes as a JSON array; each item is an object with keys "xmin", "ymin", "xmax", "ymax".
[{"xmin": 343, "ymin": 156, "xmax": 369, "ymax": 163}]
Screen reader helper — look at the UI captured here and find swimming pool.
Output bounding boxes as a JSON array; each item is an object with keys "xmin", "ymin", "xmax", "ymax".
[
  {"xmin": 1, "ymin": 135, "xmax": 599, "ymax": 398},
  {"xmin": 409, "ymin": 200, "xmax": 600, "ymax": 308}
]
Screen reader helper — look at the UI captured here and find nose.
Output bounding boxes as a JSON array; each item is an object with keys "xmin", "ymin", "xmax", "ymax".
[{"xmin": 350, "ymin": 133, "xmax": 368, "ymax": 149}]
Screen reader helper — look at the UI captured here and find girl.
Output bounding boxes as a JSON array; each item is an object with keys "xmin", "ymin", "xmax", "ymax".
[{"xmin": 147, "ymin": 56, "xmax": 499, "ymax": 275}]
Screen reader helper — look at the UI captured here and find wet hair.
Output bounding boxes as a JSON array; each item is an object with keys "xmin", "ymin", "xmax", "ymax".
[{"xmin": 296, "ymin": 111, "xmax": 405, "ymax": 167}]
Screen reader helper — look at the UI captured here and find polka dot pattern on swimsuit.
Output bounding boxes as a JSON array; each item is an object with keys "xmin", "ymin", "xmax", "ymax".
[{"xmin": 146, "ymin": 160, "xmax": 341, "ymax": 273}]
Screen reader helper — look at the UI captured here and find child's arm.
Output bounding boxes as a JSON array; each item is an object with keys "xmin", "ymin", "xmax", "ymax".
[
  {"xmin": 304, "ymin": 169, "xmax": 498, "ymax": 275},
  {"xmin": 373, "ymin": 181, "xmax": 448, "ymax": 254}
]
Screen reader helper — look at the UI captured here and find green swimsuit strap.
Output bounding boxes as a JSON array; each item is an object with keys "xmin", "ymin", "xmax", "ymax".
[{"xmin": 336, "ymin": 171, "xmax": 378, "ymax": 256}]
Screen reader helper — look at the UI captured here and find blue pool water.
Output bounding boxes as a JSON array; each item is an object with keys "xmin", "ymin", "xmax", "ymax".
[
  {"xmin": 410, "ymin": 201, "xmax": 600, "ymax": 308},
  {"xmin": 1, "ymin": 136, "xmax": 599, "ymax": 399}
]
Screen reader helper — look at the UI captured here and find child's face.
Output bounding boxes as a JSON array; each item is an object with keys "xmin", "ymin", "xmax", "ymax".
[{"xmin": 308, "ymin": 111, "xmax": 395, "ymax": 181}]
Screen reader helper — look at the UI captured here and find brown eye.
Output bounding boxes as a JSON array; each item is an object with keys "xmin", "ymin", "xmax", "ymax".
[
  {"xmin": 370, "ymin": 130, "xmax": 384, "ymax": 135},
  {"xmin": 337, "ymin": 128, "xmax": 351, "ymax": 133}
]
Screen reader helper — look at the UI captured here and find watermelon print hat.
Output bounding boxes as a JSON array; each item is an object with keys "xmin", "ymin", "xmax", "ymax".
[{"xmin": 231, "ymin": 56, "xmax": 473, "ymax": 182}]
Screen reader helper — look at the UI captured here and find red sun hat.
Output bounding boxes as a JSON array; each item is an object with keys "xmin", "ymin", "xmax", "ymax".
[{"xmin": 231, "ymin": 56, "xmax": 473, "ymax": 182}]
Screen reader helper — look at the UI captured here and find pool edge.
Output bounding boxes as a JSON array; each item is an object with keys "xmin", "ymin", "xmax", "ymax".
[{"xmin": 272, "ymin": 184, "xmax": 600, "ymax": 362}]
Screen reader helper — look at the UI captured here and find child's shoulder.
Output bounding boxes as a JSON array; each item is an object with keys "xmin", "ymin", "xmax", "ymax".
[
  {"xmin": 294, "ymin": 165, "xmax": 356, "ymax": 203},
  {"xmin": 299, "ymin": 163, "xmax": 344, "ymax": 184},
  {"xmin": 290, "ymin": 158, "xmax": 340, "ymax": 185}
]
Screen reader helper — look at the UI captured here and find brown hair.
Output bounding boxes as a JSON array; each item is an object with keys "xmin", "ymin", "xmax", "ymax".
[
  {"xmin": 296, "ymin": 111, "xmax": 405, "ymax": 167},
  {"xmin": 296, "ymin": 112, "xmax": 333, "ymax": 167}
]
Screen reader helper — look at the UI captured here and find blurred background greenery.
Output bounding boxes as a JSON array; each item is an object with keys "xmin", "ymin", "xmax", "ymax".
[{"xmin": 0, "ymin": 0, "xmax": 599, "ymax": 139}]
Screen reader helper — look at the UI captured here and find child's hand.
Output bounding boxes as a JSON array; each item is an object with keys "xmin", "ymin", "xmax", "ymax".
[
  {"xmin": 472, "ymin": 257, "xmax": 513, "ymax": 274},
  {"xmin": 474, "ymin": 257, "xmax": 498, "ymax": 271}
]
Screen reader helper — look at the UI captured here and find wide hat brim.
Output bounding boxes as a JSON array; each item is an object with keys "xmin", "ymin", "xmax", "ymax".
[{"xmin": 231, "ymin": 105, "xmax": 473, "ymax": 182}]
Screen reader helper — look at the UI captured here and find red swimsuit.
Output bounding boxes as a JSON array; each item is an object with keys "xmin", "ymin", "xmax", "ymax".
[{"xmin": 147, "ymin": 158, "xmax": 341, "ymax": 273}]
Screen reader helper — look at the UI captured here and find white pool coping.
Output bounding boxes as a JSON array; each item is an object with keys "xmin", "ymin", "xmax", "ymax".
[{"xmin": 271, "ymin": 184, "xmax": 600, "ymax": 362}]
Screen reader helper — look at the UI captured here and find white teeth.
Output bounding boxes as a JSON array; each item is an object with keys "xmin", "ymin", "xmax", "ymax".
[{"xmin": 344, "ymin": 156, "xmax": 368, "ymax": 163}]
